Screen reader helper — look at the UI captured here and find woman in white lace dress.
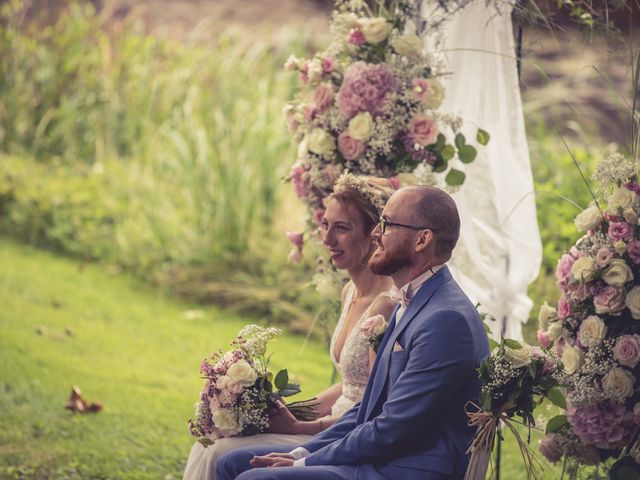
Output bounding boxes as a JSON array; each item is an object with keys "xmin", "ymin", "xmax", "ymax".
[{"xmin": 183, "ymin": 174, "xmax": 397, "ymax": 480}]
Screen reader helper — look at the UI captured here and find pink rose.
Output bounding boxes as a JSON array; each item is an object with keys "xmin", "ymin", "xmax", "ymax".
[
  {"xmin": 323, "ymin": 164, "xmax": 342, "ymax": 186},
  {"xmin": 628, "ymin": 240, "xmax": 640, "ymax": 264},
  {"xmin": 408, "ymin": 114, "xmax": 439, "ymax": 147},
  {"xmin": 338, "ymin": 131, "xmax": 365, "ymax": 160},
  {"xmin": 609, "ymin": 221, "xmax": 634, "ymax": 242},
  {"xmin": 556, "ymin": 253, "xmax": 576, "ymax": 289},
  {"xmin": 567, "ymin": 282, "xmax": 590, "ymax": 302},
  {"xmin": 217, "ymin": 390, "xmax": 236, "ymax": 407},
  {"xmin": 411, "ymin": 78, "xmax": 431, "ymax": 101},
  {"xmin": 322, "ymin": 57, "xmax": 335, "ymax": 73},
  {"xmin": 300, "ymin": 61, "xmax": 309, "ymax": 84},
  {"xmin": 286, "ymin": 231, "xmax": 303, "ymax": 248},
  {"xmin": 347, "ymin": 29, "xmax": 365, "ymax": 46},
  {"xmin": 555, "ymin": 338, "xmax": 566, "ymax": 357},
  {"xmin": 361, "ymin": 314, "xmax": 387, "ymax": 339},
  {"xmin": 595, "ymin": 247, "xmax": 614, "ymax": 268},
  {"xmin": 594, "ymin": 285, "xmax": 626, "ymax": 315},
  {"xmin": 226, "ymin": 380, "xmax": 243, "ymax": 395},
  {"xmin": 389, "ymin": 176, "xmax": 400, "ymax": 190},
  {"xmin": 613, "ymin": 335, "xmax": 640, "ymax": 368},
  {"xmin": 314, "ymin": 83, "xmax": 334, "ymax": 112},
  {"xmin": 539, "ymin": 434, "xmax": 563, "ymax": 463},
  {"xmin": 291, "ymin": 165, "xmax": 309, "ymax": 199},
  {"xmin": 303, "ymin": 105, "xmax": 317, "ymax": 122},
  {"xmin": 537, "ymin": 329, "xmax": 552, "ymax": 349},
  {"xmin": 557, "ymin": 296, "xmax": 572, "ymax": 319},
  {"xmin": 313, "ymin": 208, "xmax": 325, "ymax": 226}
]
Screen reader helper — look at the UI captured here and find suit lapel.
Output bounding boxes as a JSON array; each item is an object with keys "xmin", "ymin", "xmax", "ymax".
[{"xmin": 364, "ymin": 267, "xmax": 452, "ymax": 420}]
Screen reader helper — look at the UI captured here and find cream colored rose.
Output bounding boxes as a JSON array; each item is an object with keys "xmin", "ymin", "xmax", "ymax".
[
  {"xmin": 297, "ymin": 136, "xmax": 309, "ymax": 161},
  {"xmin": 626, "ymin": 286, "xmax": 640, "ymax": 319},
  {"xmin": 358, "ymin": 17, "xmax": 390, "ymax": 44},
  {"xmin": 226, "ymin": 359, "xmax": 258, "ymax": 387},
  {"xmin": 307, "ymin": 59, "xmax": 324, "ymax": 84},
  {"xmin": 578, "ymin": 315, "xmax": 607, "ymax": 347},
  {"xmin": 547, "ymin": 321, "xmax": 563, "ymax": 341},
  {"xmin": 574, "ymin": 205, "xmax": 603, "ymax": 232},
  {"xmin": 561, "ymin": 344, "xmax": 583, "ymax": 374},
  {"xmin": 571, "ymin": 256, "xmax": 597, "ymax": 283},
  {"xmin": 504, "ymin": 344, "xmax": 532, "ymax": 368},
  {"xmin": 348, "ymin": 112, "xmax": 374, "ymax": 141},
  {"xmin": 397, "ymin": 172, "xmax": 420, "ymax": 186},
  {"xmin": 361, "ymin": 314, "xmax": 388, "ymax": 338},
  {"xmin": 624, "ymin": 208, "xmax": 639, "ymax": 225},
  {"xmin": 216, "ymin": 375, "xmax": 232, "ymax": 390},
  {"xmin": 424, "ymin": 78, "xmax": 445, "ymax": 109},
  {"xmin": 615, "ymin": 240, "xmax": 628, "ymax": 255},
  {"xmin": 391, "ymin": 34, "xmax": 422, "ymax": 57},
  {"xmin": 602, "ymin": 259, "xmax": 634, "ymax": 286},
  {"xmin": 284, "ymin": 55, "xmax": 301, "ymax": 71},
  {"xmin": 538, "ymin": 302, "xmax": 557, "ymax": 331},
  {"xmin": 607, "ymin": 186, "xmax": 637, "ymax": 214},
  {"xmin": 212, "ymin": 408, "xmax": 242, "ymax": 436},
  {"xmin": 308, "ymin": 128, "xmax": 336, "ymax": 157},
  {"xmin": 602, "ymin": 367, "xmax": 635, "ymax": 402}
]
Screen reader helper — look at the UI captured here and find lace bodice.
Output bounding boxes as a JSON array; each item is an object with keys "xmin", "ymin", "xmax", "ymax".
[{"xmin": 328, "ymin": 282, "xmax": 390, "ymax": 417}]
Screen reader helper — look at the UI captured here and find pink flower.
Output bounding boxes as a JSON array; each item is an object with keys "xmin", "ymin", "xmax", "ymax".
[
  {"xmin": 555, "ymin": 338, "xmax": 566, "ymax": 357},
  {"xmin": 567, "ymin": 401, "xmax": 633, "ymax": 450},
  {"xmin": 557, "ymin": 296, "xmax": 572, "ymax": 319},
  {"xmin": 539, "ymin": 434, "xmax": 563, "ymax": 463},
  {"xmin": 408, "ymin": 114, "xmax": 439, "ymax": 147},
  {"xmin": 556, "ymin": 253, "xmax": 576, "ymax": 289},
  {"xmin": 288, "ymin": 248, "xmax": 302, "ymax": 263},
  {"xmin": 537, "ymin": 329, "xmax": 552, "ymax": 348},
  {"xmin": 567, "ymin": 282, "xmax": 590, "ymax": 302},
  {"xmin": 633, "ymin": 403, "xmax": 640, "ymax": 427},
  {"xmin": 323, "ymin": 164, "xmax": 342, "ymax": 186},
  {"xmin": 337, "ymin": 61, "xmax": 399, "ymax": 119},
  {"xmin": 226, "ymin": 380, "xmax": 243, "ymax": 395},
  {"xmin": 347, "ymin": 29, "xmax": 365, "ymax": 46},
  {"xmin": 389, "ymin": 176, "xmax": 400, "ymax": 190},
  {"xmin": 595, "ymin": 247, "xmax": 613, "ymax": 268},
  {"xmin": 609, "ymin": 221, "xmax": 634, "ymax": 242},
  {"xmin": 594, "ymin": 285, "xmax": 626, "ymax": 315},
  {"xmin": 322, "ymin": 57, "xmax": 335, "ymax": 73},
  {"xmin": 300, "ymin": 61, "xmax": 309, "ymax": 84},
  {"xmin": 338, "ymin": 131, "xmax": 365, "ymax": 160},
  {"xmin": 411, "ymin": 78, "xmax": 432, "ymax": 101},
  {"xmin": 313, "ymin": 208, "xmax": 325, "ymax": 226},
  {"xmin": 291, "ymin": 165, "xmax": 309, "ymax": 199},
  {"xmin": 314, "ymin": 83, "xmax": 334, "ymax": 112},
  {"xmin": 286, "ymin": 231, "xmax": 304, "ymax": 248},
  {"xmin": 613, "ymin": 335, "xmax": 640, "ymax": 368},
  {"xmin": 628, "ymin": 240, "xmax": 640, "ymax": 264},
  {"xmin": 361, "ymin": 314, "xmax": 387, "ymax": 339},
  {"xmin": 625, "ymin": 182, "xmax": 640, "ymax": 195}
]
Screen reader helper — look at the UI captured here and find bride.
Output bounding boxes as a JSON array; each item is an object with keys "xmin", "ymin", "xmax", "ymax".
[{"xmin": 183, "ymin": 173, "xmax": 397, "ymax": 480}]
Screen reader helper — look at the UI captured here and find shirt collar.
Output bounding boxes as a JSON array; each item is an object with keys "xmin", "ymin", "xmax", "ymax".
[{"xmin": 391, "ymin": 264, "xmax": 444, "ymax": 308}]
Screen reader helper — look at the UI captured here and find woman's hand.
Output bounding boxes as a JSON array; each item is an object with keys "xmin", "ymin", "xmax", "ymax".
[{"xmin": 266, "ymin": 400, "xmax": 301, "ymax": 435}]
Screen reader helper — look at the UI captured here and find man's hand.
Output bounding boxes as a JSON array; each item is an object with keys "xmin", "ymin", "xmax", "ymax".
[{"xmin": 250, "ymin": 452, "xmax": 295, "ymax": 468}]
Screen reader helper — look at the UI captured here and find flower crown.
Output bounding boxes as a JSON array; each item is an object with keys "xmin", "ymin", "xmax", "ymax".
[{"xmin": 332, "ymin": 172, "xmax": 392, "ymax": 214}]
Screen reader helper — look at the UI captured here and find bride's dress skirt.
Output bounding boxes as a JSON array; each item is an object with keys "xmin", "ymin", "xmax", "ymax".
[{"xmin": 183, "ymin": 432, "xmax": 314, "ymax": 480}]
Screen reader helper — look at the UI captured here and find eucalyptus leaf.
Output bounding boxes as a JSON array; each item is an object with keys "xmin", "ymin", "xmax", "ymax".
[
  {"xmin": 547, "ymin": 387, "xmax": 567, "ymax": 409},
  {"xmin": 458, "ymin": 145, "xmax": 477, "ymax": 163},
  {"xmin": 454, "ymin": 133, "xmax": 465, "ymax": 149},
  {"xmin": 545, "ymin": 414, "xmax": 568, "ymax": 434},
  {"xmin": 476, "ymin": 128, "xmax": 490, "ymax": 145},
  {"xmin": 441, "ymin": 144, "xmax": 455, "ymax": 161},
  {"xmin": 432, "ymin": 155, "xmax": 448, "ymax": 173},
  {"xmin": 435, "ymin": 133, "xmax": 446, "ymax": 150},
  {"xmin": 445, "ymin": 168, "xmax": 465, "ymax": 186}
]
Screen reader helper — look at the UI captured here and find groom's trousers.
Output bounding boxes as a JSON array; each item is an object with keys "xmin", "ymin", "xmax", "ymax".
[{"xmin": 215, "ymin": 444, "xmax": 455, "ymax": 480}]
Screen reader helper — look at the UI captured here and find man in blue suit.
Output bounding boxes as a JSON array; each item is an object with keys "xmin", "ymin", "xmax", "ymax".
[{"xmin": 216, "ymin": 186, "xmax": 490, "ymax": 480}]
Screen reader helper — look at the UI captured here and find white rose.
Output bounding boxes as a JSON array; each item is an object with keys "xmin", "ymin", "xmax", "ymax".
[
  {"xmin": 574, "ymin": 205, "xmax": 603, "ymax": 232},
  {"xmin": 624, "ymin": 208, "xmax": 639, "ymax": 225},
  {"xmin": 504, "ymin": 344, "xmax": 532, "ymax": 368},
  {"xmin": 308, "ymin": 128, "xmax": 336, "ymax": 157},
  {"xmin": 602, "ymin": 367, "xmax": 635, "ymax": 402},
  {"xmin": 226, "ymin": 359, "xmax": 258, "ymax": 387},
  {"xmin": 217, "ymin": 375, "xmax": 232, "ymax": 390},
  {"xmin": 607, "ymin": 186, "xmax": 637, "ymax": 214},
  {"xmin": 307, "ymin": 59, "xmax": 323, "ymax": 84},
  {"xmin": 297, "ymin": 136, "xmax": 309, "ymax": 161},
  {"xmin": 561, "ymin": 344, "xmax": 583, "ymax": 374},
  {"xmin": 571, "ymin": 256, "xmax": 597, "ymax": 283},
  {"xmin": 211, "ymin": 408, "xmax": 242, "ymax": 436},
  {"xmin": 424, "ymin": 78, "xmax": 445, "ymax": 110},
  {"xmin": 358, "ymin": 17, "xmax": 390, "ymax": 44},
  {"xmin": 391, "ymin": 34, "xmax": 422, "ymax": 57},
  {"xmin": 547, "ymin": 321, "xmax": 563, "ymax": 341},
  {"xmin": 538, "ymin": 302, "xmax": 557, "ymax": 331},
  {"xmin": 284, "ymin": 55, "xmax": 301, "ymax": 71},
  {"xmin": 602, "ymin": 259, "xmax": 634, "ymax": 286},
  {"xmin": 347, "ymin": 112, "xmax": 374, "ymax": 141},
  {"xmin": 615, "ymin": 240, "xmax": 628, "ymax": 255},
  {"xmin": 626, "ymin": 286, "xmax": 640, "ymax": 319},
  {"xmin": 578, "ymin": 315, "xmax": 607, "ymax": 347}
]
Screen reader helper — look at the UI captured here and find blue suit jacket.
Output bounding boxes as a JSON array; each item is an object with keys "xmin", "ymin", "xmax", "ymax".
[{"xmin": 302, "ymin": 266, "xmax": 490, "ymax": 478}]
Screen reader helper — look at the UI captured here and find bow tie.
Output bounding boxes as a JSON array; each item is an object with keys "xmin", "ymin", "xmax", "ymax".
[{"xmin": 391, "ymin": 287, "xmax": 411, "ymax": 309}]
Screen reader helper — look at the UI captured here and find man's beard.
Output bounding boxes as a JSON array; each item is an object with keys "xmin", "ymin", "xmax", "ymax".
[{"xmin": 368, "ymin": 240, "xmax": 412, "ymax": 276}]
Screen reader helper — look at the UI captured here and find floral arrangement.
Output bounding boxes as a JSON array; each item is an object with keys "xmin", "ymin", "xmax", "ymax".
[
  {"xmin": 361, "ymin": 314, "xmax": 389, "ymax": 352},
  {"xmin": 465, "ymin": 336, "xmax": 563, "ymax": 480},
  {"xmin": 188, "ymin": 325, "xmax": 316, "ymax": 445},
  {"xmin": 284, "ymin": 0, "xmax": 488, "ymax": 229},
  {"xmin": 536, "ymin": 153, "xmax": 640, "ymax": 476}
]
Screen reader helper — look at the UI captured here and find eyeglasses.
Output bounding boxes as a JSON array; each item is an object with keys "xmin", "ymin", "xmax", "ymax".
[{"xmin": 378, "ymin": 217, "xmax": 440, "ymax": 234}]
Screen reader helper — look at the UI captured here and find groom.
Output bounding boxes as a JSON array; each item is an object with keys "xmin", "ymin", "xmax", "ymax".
[{"xmin": 217, "ymin": 186, "xmax": 490, "ymax": 480}]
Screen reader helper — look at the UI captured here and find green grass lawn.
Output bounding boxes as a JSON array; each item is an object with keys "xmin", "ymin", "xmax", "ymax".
[
  {"xmin": 0, "ymin": 239, "xmax": 333, "ymax": 479},
  {"xmin": 0, "ymin": 238, "xmax": 566, "ymax": 479}
]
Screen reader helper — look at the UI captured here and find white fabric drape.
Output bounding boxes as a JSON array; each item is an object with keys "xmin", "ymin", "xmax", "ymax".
[{"xmin": 422, "ymin": 0, "xmax": 542, "ymax": 340}]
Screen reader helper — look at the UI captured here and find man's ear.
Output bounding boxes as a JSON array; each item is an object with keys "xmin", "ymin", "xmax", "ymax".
[{"xmin": 414, "ymin": 230, "xmax": 435, "ymax": 253}]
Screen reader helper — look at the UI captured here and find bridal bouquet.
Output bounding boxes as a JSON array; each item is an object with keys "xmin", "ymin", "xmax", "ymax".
[
  {"xmin": 536, "ymin": 154, "xmax": 640, "ymax": 476},
  {"xmin": 284, "ymin": 0, "xmax": 488, "ymax": 223},
  {"xmin": 465, "ymin": 337, "xmax": 563, "ymax": 480},
  {"xmin": 188, "ymin": 325, "xmax": 315, "ymax": 445}
]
